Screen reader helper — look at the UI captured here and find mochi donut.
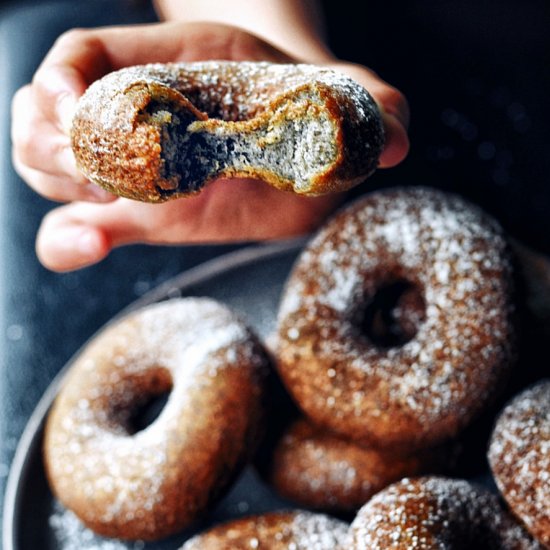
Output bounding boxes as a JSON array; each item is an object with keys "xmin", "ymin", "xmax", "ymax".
[
  {"xmin": 44, "ymin": 298, "xmax": 270, "ymax": 541},
  {"xmin": 349, "ymin": 477, "xmax": 543, "ymax": 549},
  {"xmin": 488, "ymin": 380, "xmax": 550, "ymax": 547},
  {"xmin": 276, "ymin": 187, "xmax": 516, "ymax": 450},
  {"xmin": 263, "ymin": 418, "xmax": 456, "ymax": 513},
  {"xmin": 180, "ymin": 511, "xmax": 349, "ymax": 549},
  {"xmin": 71, "ymin": 61, "xmax": 384, "ymax": 202}
]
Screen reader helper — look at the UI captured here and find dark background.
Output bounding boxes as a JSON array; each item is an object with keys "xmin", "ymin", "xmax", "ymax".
[
  {"xmin": 1, "ymin": 0, "xmax": 549, "ymax": 543},
  {"xmin": 324, "ymin": 0, "xmax": 550, "ymax": 250}
]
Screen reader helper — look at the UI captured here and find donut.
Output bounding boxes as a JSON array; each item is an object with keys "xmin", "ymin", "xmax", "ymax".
[
  {"xmin": 488, "ymin": 380, "xmax": 550, "ymax": 547},
  {"xmin": 262, "ymin": 417, "xmax": 456, "ymax": 513},
  {"xmin": 43, "ymin": 298, "xmax": 270, "ymax": 541},
  {"xmin": 276, "ymin": 187, "xmax": 516, "ymax": 450},
  {"xmin": 180, "ymin": 511, "xmax": 349, "ymax": 549},
  {"xmin": 349, "ymin": 477, "xmax": 543, "ymax": 549},
  {"xmin": 71, "ymin": 61, "xmax": 384, "ymax": 202}
]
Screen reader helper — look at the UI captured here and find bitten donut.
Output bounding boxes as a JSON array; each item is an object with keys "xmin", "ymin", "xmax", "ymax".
[
  {"xmin": 276, "ymin": 187, "xmax": 515, "ymax": 450},
  {"xmin": 489, "ymin": 380, "xmax": 550, "ymax": 547},
  {"xmin": 263, "ymin": 418, "xmax": 456, "ymax": 513},
  {"xmin": 349, "ymin": 477, "xmax": 543, "ymax": 549},
  {"xmin": 71, "ymin": 61, "xmax": 384, "ymax": 202},
  {"xmin": 44, "ymin": 298, "xmax": 269, "ymax": 541},
  {"xmin": 180, "ymin": 511, "xmax": 349, "ymax": 549}
]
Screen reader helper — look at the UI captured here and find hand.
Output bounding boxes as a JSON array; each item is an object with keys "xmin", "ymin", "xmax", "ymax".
[{"xmin": 11, "ymin": 22, "xmax": 409, "ymax": 271}]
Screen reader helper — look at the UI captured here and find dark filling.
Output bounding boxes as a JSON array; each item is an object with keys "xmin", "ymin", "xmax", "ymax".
[
  {"xmin": 143, "ymin": 99, "xmax": 246, "ymax": 197},
  {"xmin": 359, "ymin": 280, "xmax": 426, "ymax": 348}
]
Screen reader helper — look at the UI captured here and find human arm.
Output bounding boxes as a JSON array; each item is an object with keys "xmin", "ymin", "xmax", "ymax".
[{"xmin": 11, "ymin": 1, "xmax": 408, "ymax": 272}]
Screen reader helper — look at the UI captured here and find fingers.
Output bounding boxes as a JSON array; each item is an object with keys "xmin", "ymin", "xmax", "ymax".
[
  {"xmin": 36, "ymin": 179, "xmax": 340, "ymax": 272},
  {"xmin": 331, "ymin": 62, "xmax": 410, "ymax": 168},
  {"xmin": 36, "ymin": 200, "xmax": 137, "ymax": 272},
  {"xmin": 36, "ymin": 217, "xmax": 111, "ymax": 272},
  {"xmin": 378, "ymin": 109, "xmax": 410, "ymax": 168},
  {"xmin": 14, "ymin": 22, "xmax": 293, "ymax": 208},
  {"xmin": 11, "ymin": 85, "xmax": 114, "ymax": 202},
  {"xmin": 32, "ymin": 22, "xmax": 293, "ymax": 128}
]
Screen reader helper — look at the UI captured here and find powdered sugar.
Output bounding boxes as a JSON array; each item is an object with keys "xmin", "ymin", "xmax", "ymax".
[
  {"xmin": 489, "ymin": 380, "xmax": 550, "ymax": 546},
  {"xmin": 76, "ymin": 61, "xmax": 377, "ymax": 131},
  {"xmin": 289, "ymin": 511, "xmax": 349, "ymax": 549},
  {"xmin": 44, "ymin": 297, "xmax": 268, "ymax": 539},
  {"xmin": 180, "ymin": 510, "xmax": 348, "ymax": 549},
  {"xmin": 276, "ymin": 187, "xmax": 515, "ymax": 448},
  {"xmin": 350, "ymin": 477, "xmax": 543, "ymax": 549},
  {"xmin": 72, "ymin": 61, "xmax": 383, "ymax": 199},
  {"xmin": 49, "ymin": 502, "xmax": 144, "ymax": 550}
]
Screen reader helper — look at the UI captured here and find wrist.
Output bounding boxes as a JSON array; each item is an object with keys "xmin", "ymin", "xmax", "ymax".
[{"xmin": 153, "ymin": 0, "xmax": 334, "ymax": 63}]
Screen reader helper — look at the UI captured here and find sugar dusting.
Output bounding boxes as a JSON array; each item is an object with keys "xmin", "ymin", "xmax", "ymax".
[
  {"xmin": 72, "ymin": 61, "xmax": 383, "ymax": 197},
  {"xmin": 350, "ymin": 477, "xmax": 543, "ymax": 549},
  {"xmin": 76, "ymin": 61, "xmax": 378, "ymax": 131},
  {"xmin": 45, "ymin": 297, "xmax": 267, "ymax": 537},
  {"xmin": 277, "ymin": 187, "xmax": 515, "ymax": 445},
  {"xmin": 270, "ymin": 418, "xmax": 454, "ymax": 512},
  {"xmin": 289, "ymin": 511, "xmax": 349, "ymax": 549},
  {"xmin": 489, "ymin": 380, "xmax": 550, "ymax": 546},
  {"xmin": 49, "ymin": 502, "xmax": 144, "ymax": 550},
  {"xmin": 180, "ymin": 510, "xmax": 349, "ymax": 549}
]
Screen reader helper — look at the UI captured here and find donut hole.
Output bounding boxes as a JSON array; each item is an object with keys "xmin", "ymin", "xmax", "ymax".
[
  {"xmin": 128, "ymin": 389, "xmax": 172, "ymax": 434},
  {"xmin": 110, "ymin": 367, "xmax": 173, "ymax": 435},
  {"xmin": 359, "ymin": 280, "xmax": 426, "ymax": 348}
]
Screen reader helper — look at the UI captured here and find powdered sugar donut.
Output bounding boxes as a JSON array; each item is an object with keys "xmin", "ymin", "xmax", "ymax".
[
  {"xmin": 44, "ymin": 298, "xmax": 270, "ymax": 541},
  {"xmin": 276, "ymin": 187, "xmax": 515, "ymax": 449},
  {"xmin": 262, "ymin": 417, "xmax": 456, "ymax": 513},
  {"xmin": 180, "ymin": 510, "xmax": 349, "ymax": 549},
  {"xmin": 349, "ymin": 477, "xmax": 542, "ymax": 549},
  {"xmin": 489, "ymin": 380, "xmax": 550, "ymax": 547},
  {"xmin": 72, "ymin": 61, "xmax": 384, "ymax": 202}
]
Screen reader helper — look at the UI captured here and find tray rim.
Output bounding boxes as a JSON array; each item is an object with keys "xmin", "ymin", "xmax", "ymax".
[{"xmin": 2, "ymin": 237, "xmax": 306, "ymax": 550}]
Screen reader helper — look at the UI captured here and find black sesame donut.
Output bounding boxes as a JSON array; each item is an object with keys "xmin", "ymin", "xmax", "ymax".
[
  {"xmin": 276, "ymin": 187, "xmax": 515, "ymax": 450},
  {"xmin": 44, "ymin": 298, "xmax": 270, "ymax": 541},
  {"xmin": 349, "ymin": 477, "xmax": 543, "ymax": 549},
  {"xmin": 489, "ymin": 380, "xmax": 550, "ymax": 547},
  {"xmin": 180, "ymin": 510, "xmax": 349, "ymax": 549},
  {"xmin": 72, "ymin": 61, "xmax": 384, "ymax": 202},
  {"xmin": 262, "ymin": 417, "xmax": 456, "ymax": 513}
]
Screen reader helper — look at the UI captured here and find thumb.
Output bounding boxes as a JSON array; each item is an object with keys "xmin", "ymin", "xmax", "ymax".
[{"xmin": 36, "ymin": 200, "xmax": 146, "ymax": 272}]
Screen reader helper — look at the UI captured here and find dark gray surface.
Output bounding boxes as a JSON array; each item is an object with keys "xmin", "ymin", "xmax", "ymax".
[
  {"xmin": 324, "ymin": 0, "xmax": 550, "ymax": 253},
  {"xmin": 0, "ymin": 2, "xmax": 245, "ymax": 543}
]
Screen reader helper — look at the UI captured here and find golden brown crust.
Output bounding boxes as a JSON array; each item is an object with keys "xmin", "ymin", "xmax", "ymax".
[
  {"xmin": 180, "ymin": 511, "xmax": 349, "ymax": 549},
  {"xmin": 350, "ymin": 477, "xmax": 542, "ymax": 549},
  {"xmin": 489, "ymin": 381, "xmax": 550, "ymax": 548},
  {"xmin": 71, "ymin": 61, "xmax": 384, "ymax": 202},
  {"xmin": 263, "ymin": 418, "xmax": 456, "ymax": 513},
  {"xmin": 43, "ymin": 298, "xmax": 270, "ymax": 541},
  {"xmin": 276, "ymin": 188, "xmax": 515, "ymax": 450}
]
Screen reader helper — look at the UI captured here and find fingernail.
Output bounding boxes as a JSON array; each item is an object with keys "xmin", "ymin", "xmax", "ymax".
[
  {"xmin": 77, "ymin": 229, "xmax": 103, "ymax": 259},
  {"xmin": 85, "ymin": 184, "xmax": 116, "ymax": 202},
  {"xmin": 57, "ymin": 93, "xmax": 78, "ymax": 134},
  {"xmin": 380, "ymin": 105, "xmax": 409, "ymax": 131}
]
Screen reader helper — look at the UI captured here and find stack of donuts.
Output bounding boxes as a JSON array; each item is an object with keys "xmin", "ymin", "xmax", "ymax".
[
  {"xmin": 44, "ymin": 187, "xmax": 550, "ymax": 548},
  {"xmin": 264, "ymin": 187, "xmax": 516, "ymax": 513},
  {"xmin": 181, "ymin": 188, "xmax": 549, "ymax": 549},
  {"xmin": 43, "ymin": 61, "xmax": 549, "ymax": 548}
]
